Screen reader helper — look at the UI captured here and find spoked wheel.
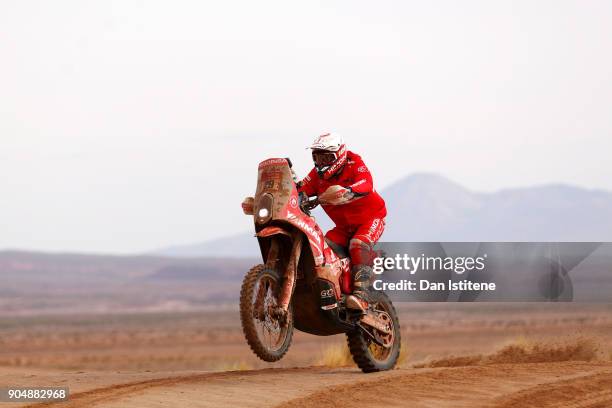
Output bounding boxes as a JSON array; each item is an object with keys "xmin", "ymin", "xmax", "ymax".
[
  {"xmin": 347, "ymin": 291, "xmax": 401, "ymax": 372},
  {"xmin": 240, "ymin": 264, "xmax": 293, "ymax": 362}
]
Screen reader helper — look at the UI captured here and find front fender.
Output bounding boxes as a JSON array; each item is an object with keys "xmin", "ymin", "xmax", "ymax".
[{"xmin": 256, "ymin": 226, "xmax": 292, "ymax": 238}]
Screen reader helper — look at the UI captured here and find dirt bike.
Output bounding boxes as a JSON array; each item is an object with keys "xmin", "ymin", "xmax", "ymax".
[{"xmin": 240, "ymin": 157, "xmax": 400, "ymax": 372}]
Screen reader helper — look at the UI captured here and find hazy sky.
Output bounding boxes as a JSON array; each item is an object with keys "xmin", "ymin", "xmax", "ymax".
[{"xmin": 1, "ymin": 0, "xmax": 611, "ymax": 253}]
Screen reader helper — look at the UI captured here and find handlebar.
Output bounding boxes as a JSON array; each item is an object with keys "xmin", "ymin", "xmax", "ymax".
[{"xmin": 298, "ymin": 192, "xmax": 319, "ymax": 215}]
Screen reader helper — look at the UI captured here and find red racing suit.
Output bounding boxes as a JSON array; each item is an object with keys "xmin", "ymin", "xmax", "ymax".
[{"xmin": 298, "ymin": 151, "xmax": 386, "ymax": 265}]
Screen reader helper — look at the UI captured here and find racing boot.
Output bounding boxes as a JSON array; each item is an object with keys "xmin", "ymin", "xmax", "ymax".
[{"xmin": 346, "ymin": 264, "xmax": 372, "ymax": 313}]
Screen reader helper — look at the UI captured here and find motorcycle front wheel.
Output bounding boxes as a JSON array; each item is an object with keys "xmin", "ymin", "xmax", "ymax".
[{"xmin": 240, "ymin": 264, "xmax": 294, "ymax": 362}]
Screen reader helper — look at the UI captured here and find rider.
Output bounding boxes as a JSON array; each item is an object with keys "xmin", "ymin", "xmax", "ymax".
[{"xmin": 298, "ymin": 132, "xmax": 386, "ymax": 309}]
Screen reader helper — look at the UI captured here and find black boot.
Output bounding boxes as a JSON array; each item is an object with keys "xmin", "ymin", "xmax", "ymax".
[{"xmin": 346, "ymin": 264, "xmax": 372, "ymax": 312}]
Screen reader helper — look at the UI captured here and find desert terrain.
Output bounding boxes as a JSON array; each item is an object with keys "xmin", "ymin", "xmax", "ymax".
[
  {"xmin": 1, "ymin": 251, "xmax": 611, "ymax": 407},
  {"xmin": 0, "ymin": 303, "xmax": 611, "ymax": 407}
]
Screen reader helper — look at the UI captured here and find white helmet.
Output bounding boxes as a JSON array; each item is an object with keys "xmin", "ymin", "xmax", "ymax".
[
  {"xmin": 308, "ymin": 132, "xmax": 348, "ymax": 179},
  {"xmin": 308, "ymin": 132, "xmax": 344, "ymax": 152}
]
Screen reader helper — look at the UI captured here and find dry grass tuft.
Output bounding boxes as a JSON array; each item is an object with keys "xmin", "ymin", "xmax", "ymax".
[
  {"xmin": 315, "ymin": 340, "xmax": 410, "ymax": 368},
  {"xmin": 315, "ymin": 343, "xmax": 355, "ymax": 368}
]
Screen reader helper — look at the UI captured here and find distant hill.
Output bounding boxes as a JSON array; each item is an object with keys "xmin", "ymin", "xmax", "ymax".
[
  {"xmin": 4, "ymin": 172, "xmax": 612, "ymax": 314},
  {"xmin": 383, "ymin": 174, "xmax": 612, "ymax": 241},
  {"xmin": 155, "ymin": 174, "xmax": 612, "ymax": 258},
  {"xmin": 0, "ymin": 250, "xmax": 256, "ymax": 315}
]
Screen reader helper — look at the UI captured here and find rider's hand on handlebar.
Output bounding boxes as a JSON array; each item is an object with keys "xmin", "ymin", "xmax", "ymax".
[
  {"xmin": 303, "ymin": 196, "xmax": 319, "ymax": 211},
  {"xmin": 299, "ymin": 192, "xmax": 319, "ymax": 214},
  {"xmin": 318, "ymin": 185, "xmax": 354, "ymax": 205}
]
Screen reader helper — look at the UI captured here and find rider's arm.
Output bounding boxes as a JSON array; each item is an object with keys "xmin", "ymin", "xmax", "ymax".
[
  {"xmin": 348, "ymin": 161, "xmax": 374, "ymax": 196},
  {"xmin": 297, "ymin": 168, "xmax": 318, "ymax": 196},
  {"xmin": 319, "ymin": 161, "xmax": 374, "ymax": 205}
]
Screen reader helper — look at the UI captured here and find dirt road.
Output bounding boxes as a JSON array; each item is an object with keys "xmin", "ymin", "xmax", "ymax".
[{"xmin": 16, "ymin": 361, "xmax": 612, "ymax": 408}]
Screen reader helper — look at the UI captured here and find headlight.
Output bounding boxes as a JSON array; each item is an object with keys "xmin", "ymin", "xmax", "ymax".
[{"xmin": 255, "ymin": 193, "xmax": 273, "ymax": 224}]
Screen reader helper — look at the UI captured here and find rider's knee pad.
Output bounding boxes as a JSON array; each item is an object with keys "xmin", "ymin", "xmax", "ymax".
[{"xmin": 349, "ymin": 238, "xmax": 373, "ymax": 266}]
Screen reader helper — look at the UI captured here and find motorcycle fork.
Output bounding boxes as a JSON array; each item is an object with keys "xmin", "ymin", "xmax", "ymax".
[
  {"xmin": 265, "ymin": 239, "xmax": 280, "ymax": 271},
  {"xmin": 278, "ymin": 232, "xmax": 302, "ymax": 313},
  {"xmin": 253, "ymin": 239, "xmax": 280, "ymax": 319}
]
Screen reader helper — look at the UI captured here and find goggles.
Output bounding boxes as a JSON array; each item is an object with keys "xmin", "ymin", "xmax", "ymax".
[{"xmin": 312, "ymin": 150, "xmax": 338, "ymax": 168}]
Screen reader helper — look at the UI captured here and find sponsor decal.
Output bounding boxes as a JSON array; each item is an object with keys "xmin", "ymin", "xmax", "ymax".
[
  {"xmin": 357, "ymin": 165, "xmax": 367, "ymax": 173},
  {"xmin": 309, "ymin": 238, "xmax": 324, "ymax": 262},
  {"xmin": 367, "ymin": 219, "xmax": 382, "ymax": 241},
  {"xmin": 290, "ymin": 196, "xmax": 298, "ymax": 208},
  {"xmin": 352, "ymin": 179, "xmax": 366, "ymax": 188},
  {"xmin": 286, "ymin": 210, "xmax": 325, "ymax": 263},
  {"xmin": 314, "ymin": 133, "xmax": 331, "ymax": 144},
  {"xmin": 321, "ymin": 303, "xmax": 338, "ymax": 310},
  {"xmin": 320, "ymin": 288, "xmax": 334, "ymax": 298},
  {"xmin": 323, "ymin": 145, "xmax": 346, "ymax": 176},
  {"xmin": 258, "ymin": 158, "xmax": 287, "ymax": 168},
  {"xmin": 287, "ymin": 210, "xmax": 320, "ymax": 240}
]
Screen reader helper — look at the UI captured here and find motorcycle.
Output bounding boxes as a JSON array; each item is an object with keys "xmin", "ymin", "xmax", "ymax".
[{"xmin": 240, "ymin": 157, "xmax": 400, "ymax": 372}]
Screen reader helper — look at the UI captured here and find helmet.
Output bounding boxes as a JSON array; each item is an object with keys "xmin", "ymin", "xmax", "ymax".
[{"xmin": 308, "ymin": 132, "xmax": 347, "ymax": 179}]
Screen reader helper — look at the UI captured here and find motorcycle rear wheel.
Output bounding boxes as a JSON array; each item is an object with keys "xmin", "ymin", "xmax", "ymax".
[
  {"xmin": 346, "ymin": 291, "xmax": 401, "ymax": 373},
  {"xmin": 240, "ymin": 264, "xmax": 294, "ymax": 362}
]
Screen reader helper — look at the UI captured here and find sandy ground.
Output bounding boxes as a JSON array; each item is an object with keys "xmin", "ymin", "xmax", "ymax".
[
  {"xmin": 3, "ymin": 362, "xmax": 610, "ymax": 408},
  {"xmin": 1, "ymin": 304, "xmax": 611, "ymax": 407}
]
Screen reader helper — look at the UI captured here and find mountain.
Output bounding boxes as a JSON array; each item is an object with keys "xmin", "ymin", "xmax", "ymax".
[
  {"xmin": 383, "ymin": 174, "xmax": 612, "ymax": 241},
  {"xmin": 155, "ymin": 174, "xmax": 612, "ymax": 258},
  {"xmin": 0, "ymin": 250, "xmax": 257, "ymax": 314}
]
